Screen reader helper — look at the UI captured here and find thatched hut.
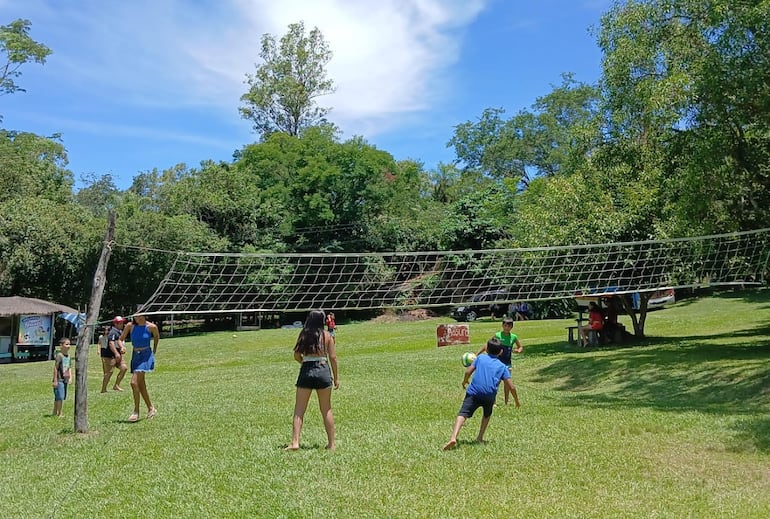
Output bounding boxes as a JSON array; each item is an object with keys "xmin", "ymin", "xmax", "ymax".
[{"xmin": 0, "ymin": 297, "xmax": 80, "ymax": 363}]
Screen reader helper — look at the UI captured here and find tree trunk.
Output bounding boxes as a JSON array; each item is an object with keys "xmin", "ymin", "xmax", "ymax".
[
  {"xmin": 619, "ymin": 292, "xmax": 650, "ymax": 338},
  {"xmin": 74, "ymin": 212, "xmax": 115, "ymax": 434}
]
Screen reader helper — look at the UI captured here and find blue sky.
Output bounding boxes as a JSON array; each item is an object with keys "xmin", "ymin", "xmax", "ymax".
[{"xmin": 1, "ymin": 0, "xmax": 612, "ymax": 189}]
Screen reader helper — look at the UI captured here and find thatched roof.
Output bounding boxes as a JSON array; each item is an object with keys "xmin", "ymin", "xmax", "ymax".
[{"xmin": 0, "ymin": 296, "xmax": 79, "ymax": 317}]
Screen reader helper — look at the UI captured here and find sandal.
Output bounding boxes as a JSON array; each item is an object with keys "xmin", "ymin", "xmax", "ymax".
[
  {"xmin": 128, "ymin": 412, "xmax": 139, "ymax": 423},
  {"xmin": 147, "ymin": 407, "xmax": 157, "ymax": 419}
]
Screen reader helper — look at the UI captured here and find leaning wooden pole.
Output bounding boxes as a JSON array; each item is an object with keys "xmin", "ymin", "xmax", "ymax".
[{"xmin": 74, "ymin": 212, "xmax": 115, "ymax": 434}]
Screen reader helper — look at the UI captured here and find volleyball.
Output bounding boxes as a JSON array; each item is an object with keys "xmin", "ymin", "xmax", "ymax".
[{"xmin": 461, "ymin": 352, "xmax": 477, "ymax": 367}]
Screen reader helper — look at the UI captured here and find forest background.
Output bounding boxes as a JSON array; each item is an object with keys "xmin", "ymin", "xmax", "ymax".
[{"xmin": 1, "ymin": 0, "xmax": 769, "ymax": 318}]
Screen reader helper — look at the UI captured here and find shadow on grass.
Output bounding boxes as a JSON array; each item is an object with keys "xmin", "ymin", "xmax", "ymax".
[
  {"xmin": 442, "ymin": 439, "xmax": 491, "ymax": 450},
  {"xmin": 527, "ymin": 313, "xmax": 770, "ymax": 452},
  {"xmin": 281, "ymin": 443, "xmax": 334, "ymax": 451}
]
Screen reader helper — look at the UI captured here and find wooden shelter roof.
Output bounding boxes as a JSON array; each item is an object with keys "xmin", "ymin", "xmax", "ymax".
[{"xmin": 0, "ymin": 296, "xmax": 79, "ymax": 317}]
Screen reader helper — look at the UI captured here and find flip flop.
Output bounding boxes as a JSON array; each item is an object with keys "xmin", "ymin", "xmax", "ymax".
[
  {"xmin": 147, "ymin": 407, "xmax": 157, "ymax": 419},
  {"xmin": 128, "ymin": 412, "xmax": 139, "ymax": 422}
]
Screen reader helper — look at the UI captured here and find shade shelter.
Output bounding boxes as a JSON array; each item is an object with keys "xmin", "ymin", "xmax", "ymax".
[{"xmin": 0, "ymin": 296, "xmax": 80, "ymax": 363}]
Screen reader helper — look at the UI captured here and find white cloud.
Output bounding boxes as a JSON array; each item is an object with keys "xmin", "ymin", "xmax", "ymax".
[{"xmin": 2, "ymin": 0, "xmax": 490, "ymax": 138}]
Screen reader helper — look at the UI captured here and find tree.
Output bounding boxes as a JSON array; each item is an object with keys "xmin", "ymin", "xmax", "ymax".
[
  {"xmin": 0, "ymin": 19, "xmax": 51, "ymax": 97},
  {"xmin": 240, "ymin": 21, "xmax": 335, "ymax": 139},
  {"xmin": 75, "ymin": 173, "xmax": 121, "ymax": 217},
  {"xmin": 233, "ymin": 127, "xmax": 399, "ymax": 252},
  {"xmin": 0, "ymin": 197, "xmax": 101, "ymax": 303},
  {"xmin": 0, "ymin": 130, "xmax": 73, "ymax": 203},
  {"xmin": 448, "ymin": 75, "xmax": 602, "ymax": 188},
  {"xmin": 598, "ymin": 0, "xmax": 770, "ymax": 236}
]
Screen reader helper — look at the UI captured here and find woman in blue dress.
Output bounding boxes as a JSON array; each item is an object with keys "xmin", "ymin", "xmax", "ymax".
[{"xmin": 119, "ymin": 313, "xmax": 160, "ymax": 422}]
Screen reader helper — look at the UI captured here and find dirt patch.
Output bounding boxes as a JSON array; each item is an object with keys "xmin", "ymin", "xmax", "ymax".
[{"xmin": 371, "ymin": 309, "xmax": 439, "ymax": 323}]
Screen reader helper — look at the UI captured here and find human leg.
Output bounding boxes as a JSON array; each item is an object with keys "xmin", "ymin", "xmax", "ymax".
[
  {"xmin": 444, "ymin": 395, "xmax": 480, "ymax": 450},
  {"xmin": 476, "ymin": 398, "xmax": 496, "ymax": 442},
  {"xmin": 510, "ymin": 384, "xmax": 521, "ymax": 407},
  {"xmin": 101, "ymin": 357, "xmax": 115, "ymax": 392},
  {"xmin": 443, "ymin": 416, "xmax": 467, "ymax": 450},
  {"xmin": 129, "ymin": 372, "xmax": 141, "ymax": 421},
  {"xmin": 580, "ymin": 325, "xmax": 591, "ymax": 346},
  {"xmin": 477, "ymin": 415, "xmax": 491, "ymax": 443},
  {"xmin": 113, "ymin": 359, "xmax": 127, "ymax": 391},
  {"xmin": 135, "ymin": 373, "xmax": 154, "ymax": 415},
  {"xmin": 53, "ymin": 382, "xmax": 65, "ymax": 416},
  {"xmin": 317, "ymin": 387, "xmax": 335, "ymax": 450},
  {"xmin": 286, "ymin": 387, "xmax": 312, "ymax": 450}
]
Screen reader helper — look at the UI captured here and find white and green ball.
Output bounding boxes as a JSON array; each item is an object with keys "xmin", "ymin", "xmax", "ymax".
[{"xmin": 461, "ymin": 352, "xmax": 477, "ymax": 367}]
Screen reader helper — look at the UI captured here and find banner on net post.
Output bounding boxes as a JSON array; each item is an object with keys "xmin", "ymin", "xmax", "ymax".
[{"xmin": 436, "ymin": 324, "xmax": 470, "ymax": 347}]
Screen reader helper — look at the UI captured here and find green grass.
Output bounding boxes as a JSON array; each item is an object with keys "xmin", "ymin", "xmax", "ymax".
[{"xmin": 1, "ymin": 290, "xmax": 770, "ymax": 518}]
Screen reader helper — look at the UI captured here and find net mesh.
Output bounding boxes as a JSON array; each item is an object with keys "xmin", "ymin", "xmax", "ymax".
[{"xmin": 133, "ymin": 229, "xmax": 770, "ymax": 315}]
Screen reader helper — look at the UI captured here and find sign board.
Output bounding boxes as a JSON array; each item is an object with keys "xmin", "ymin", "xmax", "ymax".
[
  {"xmin": 436, "ymin": 324, "xmax": 470, "ymax": 347},
  {"xmin": 17, "ymin": 314, "xmax": 52, "ymax": 346}
]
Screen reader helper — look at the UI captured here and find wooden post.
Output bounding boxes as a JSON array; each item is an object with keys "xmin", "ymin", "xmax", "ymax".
[{"xmin": 73, "ymin": 212, "xmax": 115, "ymax": 434}]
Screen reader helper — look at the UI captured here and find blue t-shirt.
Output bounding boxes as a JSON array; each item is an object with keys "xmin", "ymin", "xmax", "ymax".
[{"xmin": 467, "ymin": 353, "xmax": 510, "ymax": 397}]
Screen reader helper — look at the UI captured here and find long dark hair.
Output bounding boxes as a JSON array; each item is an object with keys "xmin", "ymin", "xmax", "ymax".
[{"xmin": 294, "ymin": 310, "xmax": 326, "ymax": 355}]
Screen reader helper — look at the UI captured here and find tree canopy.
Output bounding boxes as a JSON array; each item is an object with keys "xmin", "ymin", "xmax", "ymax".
[
  {"xmin": 0, "ymin": 18, "xmax": 51, "ymax": 99},
  {"xmin": 240, "ymin": 21, "xmax": 335, "ymax": 139}
]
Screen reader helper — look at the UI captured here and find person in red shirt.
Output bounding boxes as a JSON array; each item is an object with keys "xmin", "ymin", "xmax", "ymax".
[
  {"xmin": 581, "ymin": 302, "xmax": 604, "ymax": 347},
  {"xmin": 325, "ymin": 312, "xmax": 336, "ymax": 337}
]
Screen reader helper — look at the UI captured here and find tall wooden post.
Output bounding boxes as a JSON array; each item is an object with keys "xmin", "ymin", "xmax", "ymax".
[{"xmin": 73, "ymin": 212, "xmax": 115, "ymax": 433}]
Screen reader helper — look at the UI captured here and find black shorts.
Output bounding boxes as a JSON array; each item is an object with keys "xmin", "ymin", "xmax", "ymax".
[
  {"xmin": 458, "ymin": 393, "xmax": 496, "ymax": 418},
  {"xmin": 296, "ymin": 361, "xmax": 333, "ymax": 390},
  {"xmin": 100, "ymin": 348, "xmax": 115, "ymax": 359}
]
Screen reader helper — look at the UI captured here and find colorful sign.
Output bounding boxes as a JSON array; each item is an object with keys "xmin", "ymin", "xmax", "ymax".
[
  {"xmin": 436, "ymin": 324, "xmax": 470, "ymax": 347},
  {"xmin": 17, "ymin": 314, "xmax": 52, "ymax": 346}
]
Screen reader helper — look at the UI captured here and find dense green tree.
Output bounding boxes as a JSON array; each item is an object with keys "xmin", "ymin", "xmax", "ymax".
[
  {"xmin": 0, "ymin": 19, "xmax": 51, "ymax": 99},
  {"xmin": 598, "ymin": 0, "xmax": 770, "ymax": 235},
  {"xmin": 240, "ymin": 21, "xmax": 335, "ymax": 139},
  {"xmin": 448, "ymin": 75, "xmax": 602, "ymax": 187},
  {"xmin": 365, "ymin": 159, "xmax": 448, "ymax": 252},
  {"xmin": 0, "ymin": 197, "xmax": 101, "ymax": 304},
  {"xmin": 0, "ymin": 130, "xmax": 73, "ymax": 203},
  {"xmin": 231, "ymin": 127, "xmax": 400, "ymax": 252},
  {"xmin": 102, "ymin": 192, "xmax": 231, "ymax": 314},
  {"xmin": 75, "ymin": 173, "xmax": 121, "ymax": 217}
]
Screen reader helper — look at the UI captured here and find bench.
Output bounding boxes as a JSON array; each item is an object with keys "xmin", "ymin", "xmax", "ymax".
[
  {"xmin": 566, "ymin": 326, "xmax": 580, "ymax": 345},
  {"xmin": 567, "ymin": 324, "xmax": 598, "ymax": 346}
]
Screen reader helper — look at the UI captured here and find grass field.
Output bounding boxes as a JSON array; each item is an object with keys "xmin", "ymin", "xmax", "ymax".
[{"xmin": 1, "ymin": 290, "xmax": 769, "ymax": 518}]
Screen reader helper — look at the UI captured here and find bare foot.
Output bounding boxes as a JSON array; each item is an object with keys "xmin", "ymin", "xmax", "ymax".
[
  {"xmin": 325, "ymin": 444, "xmax": 336, "ymax": 451},
  {"xmin": 442, "ymin": 440, "xmax": 457, "ymax": 451},
  {"xmin": 284, "ymin": 445, "xmax": 300, "ymax": 451},
  {"xmin": 100, "ymin": 389, "xmax": 107, "ymax": 393},
  {"xmin": 113, "ymin": 386, "xmax": 124, "ymax": 392}
]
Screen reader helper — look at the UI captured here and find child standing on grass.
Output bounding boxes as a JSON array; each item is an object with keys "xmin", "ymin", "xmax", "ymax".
[
  {"xmin": 52, "ymin": 338, "xmax": 73, "ymax": 417},
  {"xmin": 444, "ymin": 337, "xmax": 519, "ymax": 451}
]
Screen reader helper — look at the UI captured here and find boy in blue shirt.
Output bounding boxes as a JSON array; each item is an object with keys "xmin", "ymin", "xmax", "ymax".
[{"xmin": 443, "ymin": 337, "xmax": 519, "ymax": 450}]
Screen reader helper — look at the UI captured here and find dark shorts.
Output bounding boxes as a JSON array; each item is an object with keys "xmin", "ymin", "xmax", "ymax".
[
  {"xmin": 100, "ymin": 348, "xmax": 115, "ymax": 359},
  {"xmin": 296, "ymin": 360, "xmax": 333, "ymax": 390},
  {"xmin": 458, "ymin": 393, "xmax": 496, "ymax": 418}
]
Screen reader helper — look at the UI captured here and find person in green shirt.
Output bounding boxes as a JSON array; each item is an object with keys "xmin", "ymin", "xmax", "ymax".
[{"xmin": 477, "ymin": 316, "xmax": 522, "ymax": 405}]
